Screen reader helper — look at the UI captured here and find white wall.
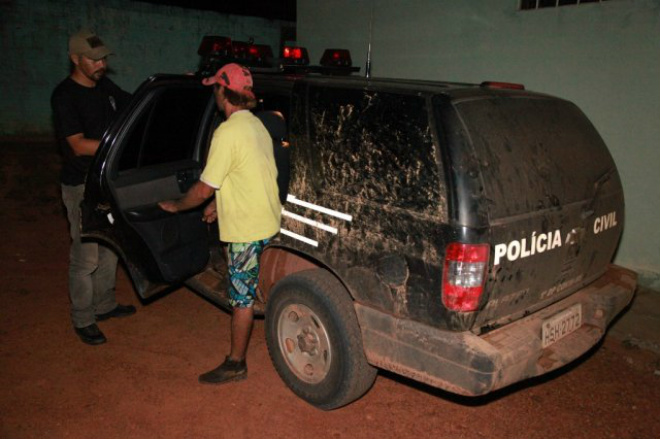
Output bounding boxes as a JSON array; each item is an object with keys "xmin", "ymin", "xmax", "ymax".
[{"xmin": 298, "ymin": 0, "xmax": 660, "ymax": 288}]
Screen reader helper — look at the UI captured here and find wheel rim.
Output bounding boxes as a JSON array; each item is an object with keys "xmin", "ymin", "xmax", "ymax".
[{"xmin": 277, "ymin": 303, "xmax": 332, "ymax": 384}]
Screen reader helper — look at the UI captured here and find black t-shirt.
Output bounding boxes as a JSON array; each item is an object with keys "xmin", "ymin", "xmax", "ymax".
[
  {"xmin": 256, "ymin": 111, "xmax": 290, "ymax": 205},
  {"xmin": 51, "ymin": 76, "xmax": 131, "ymax": 185}
]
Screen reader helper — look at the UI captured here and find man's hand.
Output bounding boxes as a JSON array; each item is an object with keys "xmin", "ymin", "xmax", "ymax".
[
  {"xmin": 157, "ymin": 181, "xmax": 215, "ymax": 214},
  {"xmin": 202, "ymin": 200, "xmax": 218, "ymax": 223},
  {"xmin": 158, "ymin": 200, "xmax": 179, "ymax": 213}
]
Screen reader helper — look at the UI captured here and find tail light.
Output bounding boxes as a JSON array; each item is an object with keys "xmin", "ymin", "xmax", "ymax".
[{"xmin": 442, "ymin": 243, "xmax": 490, "ymax": 312}]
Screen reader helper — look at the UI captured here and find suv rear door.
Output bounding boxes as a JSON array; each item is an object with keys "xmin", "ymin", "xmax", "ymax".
[
  {"xmin": 82, "ymin": 75, "xmax": 217, "ymax": 299},
  {"xmin": 437, "ymin": 92, "xmax": 626, "ymax": 330}
]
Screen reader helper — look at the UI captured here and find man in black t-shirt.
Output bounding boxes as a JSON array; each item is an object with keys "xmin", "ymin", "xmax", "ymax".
[{"xmin": 51, "ymin": 29, "xmax": 135, "ymax": 345}]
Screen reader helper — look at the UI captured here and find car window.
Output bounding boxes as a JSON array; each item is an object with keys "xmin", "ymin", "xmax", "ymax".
[
  {"xmin": 308, "ymin": 86, "xmax": 444, "ymax": 214},
  {"xmin": 117, "ymin": 86, "xmax": 211, "ymax": 173},
  {"xmin": 453, "ymin": 96, "xmax": 617, "ymax": 219},
  {"xmin": 254, "ymin": 93, "xmax": 291, "ymax": 121}
]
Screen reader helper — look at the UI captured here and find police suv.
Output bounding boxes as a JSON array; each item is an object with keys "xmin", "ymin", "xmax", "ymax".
[{"xmin": 82, "ymin": 37, "xmax": 637, "ymax": 410}]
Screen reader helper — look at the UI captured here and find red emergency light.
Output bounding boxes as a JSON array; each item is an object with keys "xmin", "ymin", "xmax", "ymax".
[
  {"xmin": 282, "ymin": 45, "xmax": 310, "ymax": 65},
  {"xmin": 320, "ymin": 49, "xmax": 353, "ymax": 67},
  {"xmin": 481, "ymin": 81, "xmax": 525, "ymax": 90},
  {"xmin": 197, "ymin": 36, "xmax": 232, "ymax": 57},
  {"xmin": 232, "ymin": 41, "xmax": 250, "ymax": 59},
  {"xmin": 249, "ymin": 44, "xmax": 274, "ymax": 62},
  {"xmin": 196, "ymin": 35, "xmax": 358, "ymax": 76}
]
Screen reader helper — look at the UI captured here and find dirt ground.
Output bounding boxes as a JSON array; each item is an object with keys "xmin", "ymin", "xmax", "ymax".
[{"xmin": 1, "ymin": 141, "xmax": 660, "ymax": 439}]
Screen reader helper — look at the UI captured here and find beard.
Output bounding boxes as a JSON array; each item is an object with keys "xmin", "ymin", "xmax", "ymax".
[{"xmin": 90, "ymin": 68, "xmax": 106, "ymax": 81}]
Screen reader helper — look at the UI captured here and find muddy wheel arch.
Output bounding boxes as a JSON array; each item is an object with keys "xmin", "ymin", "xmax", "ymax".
[{"xmin": 258, "ymin": 246, "xmax": 348, "ymax": 302}]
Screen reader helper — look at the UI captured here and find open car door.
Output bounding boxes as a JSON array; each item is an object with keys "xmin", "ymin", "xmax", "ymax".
[{"xmin": 82, "ymin": 75, "xmax": 218, "ymax": 299}]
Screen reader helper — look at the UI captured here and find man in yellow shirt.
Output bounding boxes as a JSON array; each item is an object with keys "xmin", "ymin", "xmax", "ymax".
[{"xmin": 159, "ymin": 63, "xmax": 281, "ymax": 384}]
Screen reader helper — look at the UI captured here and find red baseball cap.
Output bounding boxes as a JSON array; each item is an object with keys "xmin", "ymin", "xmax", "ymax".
[{"xmin": 202, "ymin": 63, "xmax": 255, "ymax": 99}]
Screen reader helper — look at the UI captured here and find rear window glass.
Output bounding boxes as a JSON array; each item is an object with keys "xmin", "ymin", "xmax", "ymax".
[
  {"xmin": 452, "ymin": 96, "xmax": 617, "ymax": 219},
  {"xmin": 308, "ymin": 86, "xmax": 445, "ymax": 215}
]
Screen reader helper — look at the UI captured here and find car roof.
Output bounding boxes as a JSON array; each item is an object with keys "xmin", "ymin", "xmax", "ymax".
[
  {"xmin": 144, "ymin": 72, "xmax": 554, "ymax": 103},
  {"xmin": 252, "ymin": 72, "xmax": 553, "ymax": 102}
]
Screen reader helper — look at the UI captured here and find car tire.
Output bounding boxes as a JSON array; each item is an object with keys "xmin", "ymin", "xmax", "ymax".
[{"xmin": 265, "ymin": 269, "xmax": 377, "ymax": 410}]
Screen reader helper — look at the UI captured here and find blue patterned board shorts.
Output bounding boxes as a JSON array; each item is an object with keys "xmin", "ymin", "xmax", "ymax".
[{"xmin": 227, "ymin": 238, "xmax": 270, "ymax": 308}]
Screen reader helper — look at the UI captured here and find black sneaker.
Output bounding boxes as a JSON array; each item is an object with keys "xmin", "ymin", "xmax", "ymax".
[
  {"xmin": 198, "ymin": 356, "xmax": 247, "ymax": 385},
  {"xmin": 95, "ymin": 304, "xmax": 137, "ymax": 322},
  {"xmin": 74, "ymin": 324, "xmax": 107, "ymax": 345}
]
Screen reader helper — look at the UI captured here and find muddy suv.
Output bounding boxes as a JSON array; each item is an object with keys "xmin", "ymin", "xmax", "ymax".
[{"xmin": 83, "ymin": 70, "xmax": 637, "ymax": 409}]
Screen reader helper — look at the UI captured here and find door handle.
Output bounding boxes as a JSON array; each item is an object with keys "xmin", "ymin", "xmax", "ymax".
[{"xmin": 125, "ymin": 204, "xmax": 174, "ymax": 222}]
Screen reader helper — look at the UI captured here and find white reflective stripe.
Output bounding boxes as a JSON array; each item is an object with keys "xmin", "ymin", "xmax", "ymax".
[
  {"xmin": 282, "ymin": 209, "xmax": 338, "ymax": 234},
  {"xmin": 280, "ymin": 228, "xmax": 318, "ymax": 247},
  {"xmin": 107, "ymin": 213, "xmax": 114, "ymax": 225},
  {"xmin": 286, "ymin": 194, "xmax": 352, "ymax": 222}
]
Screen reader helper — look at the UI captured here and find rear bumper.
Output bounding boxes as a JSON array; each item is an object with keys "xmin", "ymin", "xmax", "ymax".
[{"xmin": 355, "ymin": 264, "xmax": 637, "ymax": 396}]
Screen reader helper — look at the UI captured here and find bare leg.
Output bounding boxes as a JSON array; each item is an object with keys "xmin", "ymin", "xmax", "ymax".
[
  {"xmin": 229, "ymin": 306, "xmax": 254, "ymax": 361},
  {"xmin": 198, "ymin": 306, "xmax": 252, "ymax": 384}
]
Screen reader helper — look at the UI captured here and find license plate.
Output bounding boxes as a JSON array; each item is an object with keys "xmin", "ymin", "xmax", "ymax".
[{"xmin": 541, "ymin": 303, "xmax": 582, "ymax": 348}]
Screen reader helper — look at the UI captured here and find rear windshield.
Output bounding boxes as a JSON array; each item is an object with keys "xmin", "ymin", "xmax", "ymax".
[{"xmin": 453, "ymin": 96, "xmax": 617, "ymax": 220}]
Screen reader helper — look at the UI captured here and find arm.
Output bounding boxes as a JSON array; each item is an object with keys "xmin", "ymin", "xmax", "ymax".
[
  {"xmin": 66, "ymin": 133, "xmax": 101, "ymax": 156},
  {"xmin": 164, "ymin": 122, "xmax": 230, "ymax": 216},
  {"xmin": 158, "ymin": 180, "xmax": 215, "ymax": 213}
]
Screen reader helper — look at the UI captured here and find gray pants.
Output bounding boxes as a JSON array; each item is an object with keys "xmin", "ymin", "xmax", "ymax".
[{"xmin": 62, "ymin": 184, "xmax": 118, "ymax": 328}]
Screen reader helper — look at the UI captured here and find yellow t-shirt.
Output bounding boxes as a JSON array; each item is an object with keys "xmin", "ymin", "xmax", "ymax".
[{"xmin": 200, "ymin": 110, "xmax": 281, "ymax": 242}]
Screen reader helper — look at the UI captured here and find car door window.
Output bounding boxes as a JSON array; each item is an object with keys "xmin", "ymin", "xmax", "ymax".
[
  {"xmin": 110, "ymin": 85, "xmax": 214, "ymax": 210},
  {"xmin": 116, "ymin": 86, "xmax": 212, "ymax": 174}
]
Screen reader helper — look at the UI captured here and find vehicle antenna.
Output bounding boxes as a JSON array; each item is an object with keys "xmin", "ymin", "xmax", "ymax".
[{"xmin": 365, "ymin": 0, "xmax": 374, "ymax": 79}]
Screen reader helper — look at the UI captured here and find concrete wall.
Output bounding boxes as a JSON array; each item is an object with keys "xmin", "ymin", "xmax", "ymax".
[
  {"xmin": 298, "ymin": 0, "xmax": 660, "ymax": 289},
  {"xmin": 0, "ymin": 0, "xmax": 290, "ymax": 138}
]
